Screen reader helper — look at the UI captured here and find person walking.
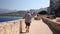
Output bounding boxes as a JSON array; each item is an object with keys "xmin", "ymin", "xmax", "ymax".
[{"xmin": 25, "ymin": 11, "xmax": 32, "ymax": 33}]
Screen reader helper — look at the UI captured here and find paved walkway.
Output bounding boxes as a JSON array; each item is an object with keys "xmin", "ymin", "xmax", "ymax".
[{"xmin": 21, "ymin": 19, "xmax": 53, "ymax": 34}]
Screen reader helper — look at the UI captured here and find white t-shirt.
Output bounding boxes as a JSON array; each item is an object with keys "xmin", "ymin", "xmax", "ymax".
[{"xmin": 25, "ymin": 13, "xmax": 32, "ymax": 23}]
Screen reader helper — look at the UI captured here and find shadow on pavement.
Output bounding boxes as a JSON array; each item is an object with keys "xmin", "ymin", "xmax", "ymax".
[
  {"xmin": 21, "ymin": 31, "xmax": 26, "ymax": 33},
  {"xmin": 42, "ymin": 20, "xmax": 60, "ymax": 34}
]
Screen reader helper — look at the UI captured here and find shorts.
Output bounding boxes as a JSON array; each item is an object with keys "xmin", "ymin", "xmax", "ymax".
[{"xmin": 25, "ymin": 22, "xmax": 30, "ymax": 26}]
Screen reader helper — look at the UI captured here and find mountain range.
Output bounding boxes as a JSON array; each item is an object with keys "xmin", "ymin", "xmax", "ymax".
[
  {"xmin": 0, "ymin": 8, "xmax": 17, "ymax": 14},
  {"xmin": 0, "ymin": 8, "xmax": 48, "ymax": 16},
  {"xmin": 0, "ymin": 8, "xmax": 48, "ymax": 14}
]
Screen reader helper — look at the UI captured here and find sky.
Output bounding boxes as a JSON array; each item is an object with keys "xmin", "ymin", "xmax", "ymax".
[{"xmin": 0, "ymin": 0, "xmax": 50, "ymax": 10}]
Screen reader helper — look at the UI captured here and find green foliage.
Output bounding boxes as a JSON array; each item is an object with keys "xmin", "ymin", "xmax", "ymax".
[{"xmin": 38, "ymin": 11, "xmax": 48, "ymax": 15}]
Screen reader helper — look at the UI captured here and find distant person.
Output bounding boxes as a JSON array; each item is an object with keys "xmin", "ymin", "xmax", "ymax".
[{"xmin": 25, "ymin": 11, "xmax": 32, "ymax": 32}]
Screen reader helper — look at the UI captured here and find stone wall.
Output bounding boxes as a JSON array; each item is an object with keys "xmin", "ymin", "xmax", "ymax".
[
  {"xmin": 42, "ymin": 17, "xmax": 60, "ymax": 33},
  {"xmin": 0, "ymin": 19, "xmax": 21, "ymax": 34}
]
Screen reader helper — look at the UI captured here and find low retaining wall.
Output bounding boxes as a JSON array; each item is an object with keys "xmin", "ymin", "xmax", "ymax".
[
  {"xmin": 42, "ymin": 17, "xmax": 60, "ymax": 32},
  {"xmin": 0, "ymin": 19, "xmax": 22, "ymax": 34}
]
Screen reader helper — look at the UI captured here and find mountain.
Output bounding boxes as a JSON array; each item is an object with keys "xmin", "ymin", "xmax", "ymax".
[
  {"xmin": 0, "ymin": 10, "xmax": 27, "ymax": 16},
  {"xmin": 39, "ymin": 8, "xmax": 48, "ymax": 11},
  {"xmin": 0, "ymin": 7, "xmax": 48, "ymax": 16},
  {"xmin": 29, "ymin": 8, "xmax": 48, "ymax": 13},
  {"xmin": 0, "ymin": 8, "xmax": 16, "ymax": 14}
]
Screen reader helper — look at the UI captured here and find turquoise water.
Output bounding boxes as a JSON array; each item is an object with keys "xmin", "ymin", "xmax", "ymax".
[{"xmin": 0, "ymin": 16, "xmax": 23, "ymax": 22}]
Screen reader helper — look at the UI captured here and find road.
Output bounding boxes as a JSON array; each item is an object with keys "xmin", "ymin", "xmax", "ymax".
[{"xmin": 20, "ymin": 19, "xmax": 53, "ymax": 34}]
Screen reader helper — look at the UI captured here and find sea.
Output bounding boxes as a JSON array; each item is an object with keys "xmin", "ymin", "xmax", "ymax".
[{"xmin": 0, "ymin": 16, "xmax": 23, "ymax": 22}]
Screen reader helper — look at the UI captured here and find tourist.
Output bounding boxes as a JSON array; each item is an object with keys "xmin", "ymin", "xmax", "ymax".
[{"xmin": 25, "ymin": 11, "xmax": 32, "ymax": 32}]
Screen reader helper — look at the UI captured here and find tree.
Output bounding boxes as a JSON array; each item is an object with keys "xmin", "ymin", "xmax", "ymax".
[{"xmin": 38, "ymin": 10, "xmax": 48, "ymax": 15}]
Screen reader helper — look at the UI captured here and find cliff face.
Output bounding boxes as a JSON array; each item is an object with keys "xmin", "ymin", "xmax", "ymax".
[{"xmin": 50, "ymin": 0, "xmax": 60, "ymax": 17}]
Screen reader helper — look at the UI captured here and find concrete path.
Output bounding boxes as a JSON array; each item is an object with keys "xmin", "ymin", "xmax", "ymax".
[{"xmin": 21, "ymin": 19, "xmax": 53, "ymax": 34}]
